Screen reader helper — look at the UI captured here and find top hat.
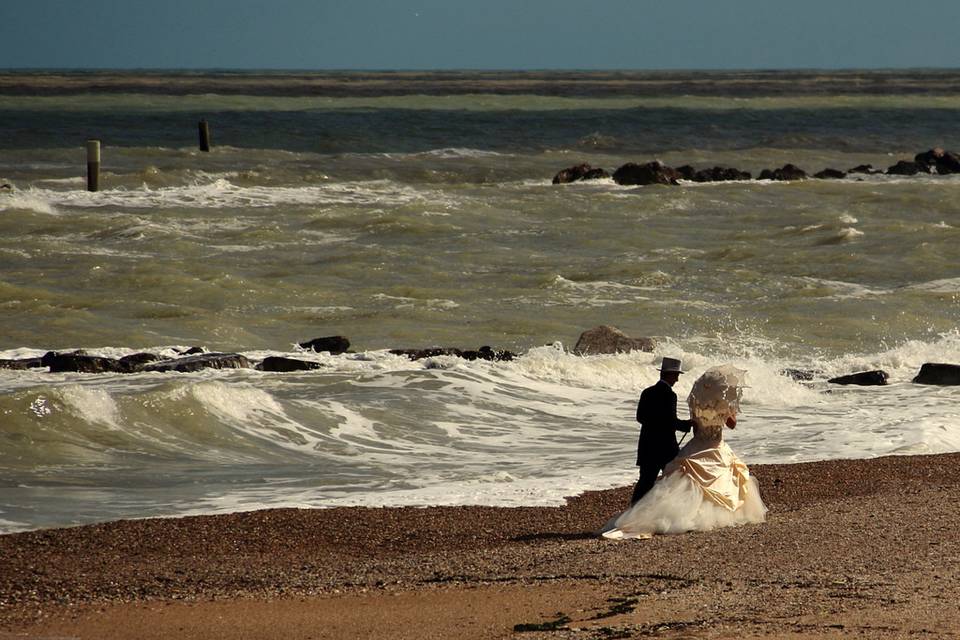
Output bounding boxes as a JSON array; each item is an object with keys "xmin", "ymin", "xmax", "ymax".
[{"xmin": 658, "ymin": 357, "xmax": 685, "ymax": 374}]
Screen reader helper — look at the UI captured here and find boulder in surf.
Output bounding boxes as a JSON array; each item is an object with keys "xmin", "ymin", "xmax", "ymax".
[
  {"xmin": 0, "ymin": 357, "xmax": 44, "ymax": 370},
  {"xmin": 828, "ymin": 370, "xmax": 889, "ymax": 386},
  {"xmin": 758, "ymin": 164, "xmax": 807, "ymax": 181},
  {"xmin": 885, "ymin": 160, "xmax": 927, "ymax": 176},
  {"xmin": 298, "ymin": 336, "xmax": 350, "ymax": 355},
  {"xmin": 914, "ymin": 148, "xmax": 960, "ymax": 175},
  {"xmin": 572, "ymin": 325, "xmax": 654, "ymax": 356},
  {"xmin": 41, "ymin": 351, "xmax": 131, "ymax": 374},
  {"xmin": 814, "ymin": 168, "xmax": 847, "ymax": 179},
  {"xmin": 257, "ymin": 356, "xmax": 324, "ymax": 372},
  {"xmin": 912, "ymin": 363, "xmax": 960, "ymax": 385},
  {"xmin": 142, "ymin": 353, "xmax": 251, "ymax": 373},
  {"xmin": 552, "ymin": 163, "xmax": 610, "ymax": 184},
  {"xmin": 612, "ymin": 161, "xmax": 681, "ymax": 186}
]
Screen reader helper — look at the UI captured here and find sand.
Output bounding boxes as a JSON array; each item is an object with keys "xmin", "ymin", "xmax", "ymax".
[{"xmin": 2, "ymin": 453, "xmax": 960, "ymax": 639}]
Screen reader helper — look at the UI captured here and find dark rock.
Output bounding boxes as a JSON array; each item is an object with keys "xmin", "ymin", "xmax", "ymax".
[
  {"xmin": 174, "ymin": 346, "xmax": 206, "ymax": 355},
  {"xmin": 551, "ymin": 163, "xmax": 609, "ymax": 184},
  {"xmin": 257, "ymin": 356, "xmax": 324, "ymax": 372},
  {"xmin": 692, "ymin": 166, "xmax": 752, "ymax": 182},
  {"xmin": 0, "ymin": 183, "xmax": 12, "ymax": 192},
  {"xmin": 781, "ymin": 368, "xmax": 817, "ymax": 381},
  {"xmin": 119, "ymin": 352, "xmax": 163, "ymax": 368},
  {"xmin": 912, "ymin": 363, "xmax": 960, "ymax": 385},
  {"xmin": 0, "ymin": 357, "xmax": 43, "ymax": 370},
  {"xmin": 390, "ymin": 346, "xmax": 515, "ymax": 362},
  {"xmin": 758, "ymin": 164, "xmax": 807, "ymax": 181},
  {"xmin": 848, "ymin": 164, "xmax": 882, "ymax": 175},
  {"xmin": 612, "ymin": 161, "xmax": 681, "ymax": 186},
  {"xmin": 814, "ymin": 168, "xmax": 847, "ymax": 180},
  {"xmin": 914, "ymin": 147, "xmax": 960, "ymax": 175},
  {"xmin": 142, "ymin": 353, "xmax": 251, "ymax": 373},
  {"xmin": 462, "ymin": 346, "xmax": 515, "ymax": 361},
  {"xmin": 828, "ymin": 370, "xmax": 889, "ymax": 386},
  {"xmin": 41, "ymin": 351, "xmax": 131, "ymax": 374},
  {"xmin": 572, "ymin": 325, "xmax": 655, "ymax": 356},
  {"xmin": 581, "ymin": 168, "xmax": 610, "ymax": 181},
  {"xmin": 391, "ymin": 347, "xmax": 463, "ymax": 360},
  {"xmin": 675, "ymin": 165, "xmax": 697, "ymax": 181},
  {"xmin": 885, "ymin": 160, "xmax": 928, "ymax": 176},
  {"xmin": 298, "ymin": 336, "xmax": 350, "ymax": 355}
]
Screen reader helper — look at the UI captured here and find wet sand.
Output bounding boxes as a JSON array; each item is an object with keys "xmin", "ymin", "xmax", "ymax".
[{"xmin": 2, "ymin": 453, "xmax": 959, "ymax": 639}]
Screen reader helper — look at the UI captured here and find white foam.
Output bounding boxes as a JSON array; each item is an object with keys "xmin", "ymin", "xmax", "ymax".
[
  {"xmin": 548, "ymin": 275, "xmax": 654, "ymax": 307},
  {"xmin": 18, "ymin": 179, "xmax": 455, "ymax": 211},
  {"xmin": 0, "ymin": 191, "xmax": 57, "ymax": 215},
  {"xmin": 907, "ymin": 277, "xmax": 960, "ymax": 294},
  {"xmin": 58, "ymin": 385, "xmax": 123, "ymax": 430}
]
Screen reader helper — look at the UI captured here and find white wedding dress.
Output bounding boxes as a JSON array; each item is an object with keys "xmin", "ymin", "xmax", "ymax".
[{"xmin": 600, "ymin": 365, "xmax": 767, "ymax": 539}]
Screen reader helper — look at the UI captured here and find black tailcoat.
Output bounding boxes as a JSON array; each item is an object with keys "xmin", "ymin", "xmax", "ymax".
[{"xmin": 635, "ymin": 380, "xmax": 692, "ymax": 467}]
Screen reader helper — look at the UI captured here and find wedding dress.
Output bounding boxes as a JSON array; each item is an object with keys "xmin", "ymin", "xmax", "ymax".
[{"xmin": 600, "ymin": 365, "xmax": 767, "ymax": 539}]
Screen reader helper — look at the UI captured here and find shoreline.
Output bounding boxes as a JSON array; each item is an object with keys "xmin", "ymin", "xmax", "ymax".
[{"xmin": 3, "ymin": 452, "xmax": 960, "ymax": 638}]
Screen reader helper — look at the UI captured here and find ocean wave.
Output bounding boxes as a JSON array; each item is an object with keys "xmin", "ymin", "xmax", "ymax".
[
  {"xmin": 0, "ymin": 191, "xmax": 58, "ymax": 215},
  {"xmin": 906, "ymin": 277, "xmax": 960, "ymax": 294},
  {"xmin": 17, "ymin": 178, "xmax": 451, "ymax": 210},
  {"xmin": 3, "ymin": 332, "xmax": 960, "ymax": 532}
]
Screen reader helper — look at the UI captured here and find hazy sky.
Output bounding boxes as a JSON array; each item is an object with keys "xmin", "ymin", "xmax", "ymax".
[{"xmin": 3, "ymin": 0, "xmax": 960, "ymax": 70}]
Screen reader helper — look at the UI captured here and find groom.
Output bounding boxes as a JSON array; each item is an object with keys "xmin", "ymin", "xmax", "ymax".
[{"xmin": 631, "ymin": 357, "xmax": 693, "ymax": 504}]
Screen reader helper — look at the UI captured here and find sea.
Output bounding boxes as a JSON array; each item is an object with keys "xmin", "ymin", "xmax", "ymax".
[{"xmin": 1, "ymin": 69, "xmax": 959, "ymax": 534}]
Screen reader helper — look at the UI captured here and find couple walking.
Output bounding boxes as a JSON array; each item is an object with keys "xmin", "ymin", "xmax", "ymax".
[{"xmin": 601, "ymin": 357, "xmax": 767, "ymax": 539}]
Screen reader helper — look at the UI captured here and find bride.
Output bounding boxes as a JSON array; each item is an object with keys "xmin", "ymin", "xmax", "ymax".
[{"xmin": 600, "ymin": 364, "xmax": 767, "ymax": 539}]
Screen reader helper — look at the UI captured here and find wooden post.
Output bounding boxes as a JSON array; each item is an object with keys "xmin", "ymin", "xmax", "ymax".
[
  {"xmin": 86, "ymin": 139, "xmax": 100, "ymax": 192},
  {"xmin": 198, "ymin": 119, "xmax": 211, "ymax": 152}
]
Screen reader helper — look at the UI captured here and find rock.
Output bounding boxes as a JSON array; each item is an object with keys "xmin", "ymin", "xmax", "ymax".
[
  {"xmin": 885, "ymin": 160, "xmax": 928, "ymax": 176},
  {"xmin": 912, "ymin": 363, "xmax": 960, "ymax": 385},
  {"xmin": 781, "ymin": 368, "xmax": 817, "ymax": 381},
  {"xmin": 814, "ymin": 168, "xmax": 847, "ymax": 179},
  {"xmin": 142, "ymin": 353, "xmax": 251, "ymax": 373},
  {"xmin": 174, "ymin": 346, "xmax": 206, "ymax": 355},
  {"xmin": 462, "ymin": 346, "xmax": 515, "ymax": 361},
  {"xmin": 675, "ymin": 165, "xmax": 697, "ymax": 181},
  {"xmin": 848, "ymin": 164, "xmax": 881, "ymax": 175},
  {"xmin": 828, "ymin": 370, "xmax": 889, "ymax": 386},
  {"xmin": 41, "ymin": 351, "xmax": 131, "ymax": 374},
  {"xmin": 758, "ymin": 164, "xmax": 807, "ymax": 181},
  {"xmin": 914, "ymin": 148, "xmax": 960, "ymax": 175},
  {"xmin": 391, "ymin": 347, "xmax": 463, "ymax": 360},
  {"xmin": 692, "ymin": 166, "xmax": 752, "ymax": 182},
  {"xmin": 0, "ymin": 357, "xmax": 43, "ymax": 370},
  {"xmin": 0, "ymin": 183, "xmax": 13, "ymax": 192},
  {"xmin": 572, "ymin": 325, "xmax": 655, "ymax": 356},
  {"xmin": 257, "ymin": 356, "xmax": 324, "ymax": 372},
  {"xmin": 390, "ymin": 346, "xmax": 515, "ymax": 362},
  {"xmin": 298, "ymin": 336, "xmax": 350, "ymax": 355},
  {"xmin": 612, "ymin": 161, "xmax": 681, "ymax": 186},
  {"xmin": 119, "ymin": 352, "xmax": 163, "ymax": 368},
  {"xmin": 552, "ymin": 163, "xmax": 609, "ymax": 184}
]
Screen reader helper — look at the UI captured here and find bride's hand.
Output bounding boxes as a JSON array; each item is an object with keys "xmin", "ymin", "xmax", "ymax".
[{"xmin": 725, "ymin": 415, "xmax": 737, "ymax": 429}]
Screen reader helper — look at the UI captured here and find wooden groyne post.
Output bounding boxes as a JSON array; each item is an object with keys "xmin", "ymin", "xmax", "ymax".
[
  {"xmin": 86, "ymin": 139, "xmax": 100, "ymax": 192},
  {"xmin": 198, "ymin": 119, "xmax": 211, "ymax": 152}
]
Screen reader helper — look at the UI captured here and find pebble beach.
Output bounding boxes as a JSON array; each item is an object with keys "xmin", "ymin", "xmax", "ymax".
[{"xmin": 3, "ymin": 452, "xmax": 959, "ymax": 639}]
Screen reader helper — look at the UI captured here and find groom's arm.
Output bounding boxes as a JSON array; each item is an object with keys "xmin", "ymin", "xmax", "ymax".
[{"xmin": 669, "ymin": 393, "xmax": 693, "ymax": 433}]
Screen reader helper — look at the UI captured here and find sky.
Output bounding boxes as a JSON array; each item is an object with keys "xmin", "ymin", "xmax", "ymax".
[{"xmin": 2, "ymin": 0, "xmax": 960, "ymax": 71}]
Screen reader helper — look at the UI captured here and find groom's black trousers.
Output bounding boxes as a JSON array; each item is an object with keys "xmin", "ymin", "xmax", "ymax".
[{"xmin": 631, "ymin": 460, "xmax": 665, "ymax": 504}]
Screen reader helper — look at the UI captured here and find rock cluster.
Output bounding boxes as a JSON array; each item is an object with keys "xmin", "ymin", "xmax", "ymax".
[
  {"xmin": 552, "ymin": 147, "xmax": 960, "ymax": 186},
  {"xmin": 0, "ymin": 336, "xmax": 517, "ymax": 375},
  {"xmin": 2, "ymin": 332, "xmax": 957, "ymax": 387}
]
